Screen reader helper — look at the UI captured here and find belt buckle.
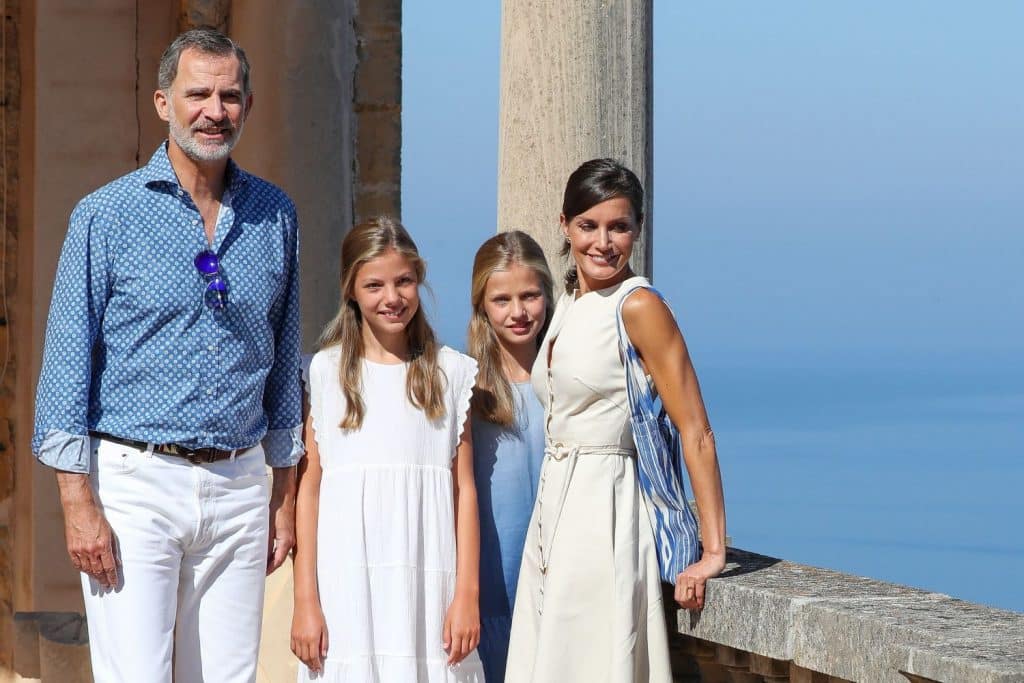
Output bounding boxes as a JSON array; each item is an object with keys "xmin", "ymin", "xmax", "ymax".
[{"xmin": 184, "ymin": 447, "xmax": 215, "ymax": 465}]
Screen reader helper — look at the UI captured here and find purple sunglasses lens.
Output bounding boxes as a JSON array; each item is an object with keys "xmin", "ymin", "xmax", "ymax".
[
  {"xmin": 194, "ymin": 250, "xmax": 220, "ymax": 276},
  {"xmin": 204, "ymin": 276, "xmax": 228, "ymax": 309}
]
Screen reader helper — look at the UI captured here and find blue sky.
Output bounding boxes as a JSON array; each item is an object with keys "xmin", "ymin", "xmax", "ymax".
[
  {"xmin": 400, "ymin": 1, "xmax": 1024, "ymax": 610},
  {"xmin": 402, "ymin": 1, "xmax": 1022, "ymax": 368}
]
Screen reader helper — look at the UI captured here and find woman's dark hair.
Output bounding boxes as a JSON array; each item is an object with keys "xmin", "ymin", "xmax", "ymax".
[{"xmin": 560, "ymin": 158, "xmax": 644, "ymax": 293}]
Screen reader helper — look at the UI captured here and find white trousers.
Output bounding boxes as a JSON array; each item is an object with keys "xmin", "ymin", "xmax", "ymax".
[{"xmin": 83, "ymin": 437, "xmax": 270, "ymax": 683}]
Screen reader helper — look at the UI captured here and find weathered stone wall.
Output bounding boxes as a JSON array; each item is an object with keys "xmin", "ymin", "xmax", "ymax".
[
  {"xmin": 352, "ymin": 0, "xmax": 401, "ymax": 223},
  {"xmin": 2, "ymin": 0, "xmax": 400, "ymax": 679},
  {"xmin": 0, "ymin": 0, "xmax": 21, "ymax": 673}
]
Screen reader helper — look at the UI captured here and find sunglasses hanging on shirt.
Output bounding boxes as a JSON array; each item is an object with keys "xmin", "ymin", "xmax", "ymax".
[{"xmin": 194, "ymin": 250, "xmax": 228, "ymax": 310}]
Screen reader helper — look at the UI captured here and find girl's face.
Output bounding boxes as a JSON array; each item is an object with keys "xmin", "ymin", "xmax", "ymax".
[
  {"xmin": 351, "ymin": 249, "xmax": 420, "ymax": 339},
  {"xmin": 482, "ymin": 262, "xmax": 547, "ymax": 351},
  {"xmin": 561, "ymin": 196, "xmax": 639, "ymax": 292}
]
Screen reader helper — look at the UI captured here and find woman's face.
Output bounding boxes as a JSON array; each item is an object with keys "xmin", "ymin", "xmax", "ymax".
[
  {"xmin": 350, "ymin": 249, "xmax": 420, "ymax": 340},
  {"xmin": 561, "ymin": 196, "xmax": 639, "ymax": 292},
  {"xmin": 481, "ymin": 262, "xmax": 548, "ymax": 352}
]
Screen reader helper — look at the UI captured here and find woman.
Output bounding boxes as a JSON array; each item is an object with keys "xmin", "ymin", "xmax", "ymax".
[
  {"xmin": 505, "ymin": 159, "xmax": 727, "ymax": 682},
  {"xmin": 466, "ymin": 231, "xmax": 553, "ymax": 680}
]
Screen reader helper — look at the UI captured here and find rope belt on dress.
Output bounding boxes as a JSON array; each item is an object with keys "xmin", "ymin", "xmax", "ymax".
[{"xmin": 535, "ymin": 441, "xmax": 634, "ymax": 613}]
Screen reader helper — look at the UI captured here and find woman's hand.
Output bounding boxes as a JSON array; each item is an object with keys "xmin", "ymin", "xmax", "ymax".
[
  {"xmin": 291, "ymin": 600, "xmax": 329, "ymax": 674},
  {"xmin": 674, "ymin": 551, "xmax": 727, "ymax": 610},
  {"xmin": 443, "ymin": 591, "xmax": 481, "ymax": 665}
]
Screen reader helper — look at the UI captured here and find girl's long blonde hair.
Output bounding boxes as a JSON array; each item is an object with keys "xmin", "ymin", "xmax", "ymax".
[
  {"xmin": 320, "ymin": 216, "xmax": 445, "ymax": 430},
  {"xmin": 467, "ymin": 231, "xmax": 554, "ymax": 427}
]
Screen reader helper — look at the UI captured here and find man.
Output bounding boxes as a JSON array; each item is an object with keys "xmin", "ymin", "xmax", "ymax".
[{"xmin": 32, "ymin": 27, "xmax": 302, "ymax": 682}]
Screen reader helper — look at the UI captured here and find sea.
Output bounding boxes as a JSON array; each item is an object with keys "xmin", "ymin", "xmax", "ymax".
[
  {"xmin": 700, "ymin": 355, "xmax": 1024, "ymax": 612},
  {"xmin": 424, "ymin": 282, "xmax": 1023, "ymax": 613}
]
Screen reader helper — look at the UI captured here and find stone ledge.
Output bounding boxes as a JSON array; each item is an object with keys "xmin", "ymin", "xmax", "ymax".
[
  {"xmin": 672, "ymin": 548, "xmax": 1024, "ymax": 683},
  {"xmin": 12, "ymin": 612, "xmax": 90, "ymax": 682}
]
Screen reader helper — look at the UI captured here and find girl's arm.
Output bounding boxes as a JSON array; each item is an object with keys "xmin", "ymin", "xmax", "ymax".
[
  {"xmin": 290, "ymin": 411, "xmax": 329, "ymax": 673},
  {"xmin": 621, "ymin": 289, "xmax": 727, "ymax": 610},
  {"xmin": 445, "ymin": 416, "xmax": 481, "ymax": 665}
]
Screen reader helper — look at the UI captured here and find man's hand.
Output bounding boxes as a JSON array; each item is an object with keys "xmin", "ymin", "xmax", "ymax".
[
  {"xmin": 267, "ymin": 466, "xmax": 297, "ymax": 574},
  {"xmin": 56, "ymin": 472, "xmax": 119, "ymax": 589}
]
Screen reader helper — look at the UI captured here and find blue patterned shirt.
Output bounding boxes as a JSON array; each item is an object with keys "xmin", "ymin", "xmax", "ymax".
[{"xmin": 33, "ymin": 143, "xmax": 304, "ymax": 472}]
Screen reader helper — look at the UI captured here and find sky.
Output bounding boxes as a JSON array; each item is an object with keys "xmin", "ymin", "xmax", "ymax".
[
  {"xmin": 400, "ymin": 1, "xmax": 1024, "ymax": 610},
  {"xmin": 402, "ymin": 1, "xmax": 1022, "ymax": 368}
]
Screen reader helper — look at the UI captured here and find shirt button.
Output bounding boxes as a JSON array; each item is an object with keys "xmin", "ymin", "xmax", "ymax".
[
  {"xmin": 207, "ymin": 345, "xmax": 215, "ymax": 352},
  {"xmin": 206, "ymin": 388, "xmax": 214, "ymax": 395}
]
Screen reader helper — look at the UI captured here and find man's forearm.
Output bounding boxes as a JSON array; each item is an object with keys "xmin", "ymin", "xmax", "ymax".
[
  {"xmin": 271, "ymin": 465, "xmax": 297, "ymax": 501},
  {"xmin": 56, "ymin": 470, "xmax": 97, "ymax": 507}
]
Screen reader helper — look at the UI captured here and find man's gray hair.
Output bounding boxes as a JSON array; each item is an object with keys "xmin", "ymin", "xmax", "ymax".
[{"xmin": 158, "ymin": 26, "xmax": 251, "ymax": 95}]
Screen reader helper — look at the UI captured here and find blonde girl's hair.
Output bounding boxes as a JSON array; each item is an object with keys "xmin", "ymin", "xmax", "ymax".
[
  {"xmin": 319, "ymin": 216, "xmax": 445, "ymax": 430},
  {"xmin": 467, "ymin": 230, "xmax": 554, "ymax": 427}
]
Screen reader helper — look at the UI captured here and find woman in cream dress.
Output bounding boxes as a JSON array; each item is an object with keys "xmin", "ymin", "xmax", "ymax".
[{"xmin": 506, "ymin": 159, "xmax": 727, "ymax": 682}]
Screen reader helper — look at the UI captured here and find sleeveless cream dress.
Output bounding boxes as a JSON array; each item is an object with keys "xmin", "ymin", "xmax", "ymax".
[{"xmin": 505, "ymin": 276, "xmax": 672, "ymax": 682}]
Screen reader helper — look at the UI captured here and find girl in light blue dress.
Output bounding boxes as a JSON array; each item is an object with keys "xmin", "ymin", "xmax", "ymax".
[{"xmin": 466, "ymin": 231, "xmax": 553, "ymax": 681}]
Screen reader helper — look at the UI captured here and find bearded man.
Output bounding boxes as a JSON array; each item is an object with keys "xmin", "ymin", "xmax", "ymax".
[{"xmin": 32, "ymin": 27, "xmax": 302, "ymax": 682}]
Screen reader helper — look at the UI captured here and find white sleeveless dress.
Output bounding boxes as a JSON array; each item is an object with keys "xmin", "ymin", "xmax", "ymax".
[
  {"xmin": 505, "ymin": 276, "xmax": 673, "ymax": 682},
  {"xmin": 300, "ymin": 346, "xmax": 485, "ymax": 682}
]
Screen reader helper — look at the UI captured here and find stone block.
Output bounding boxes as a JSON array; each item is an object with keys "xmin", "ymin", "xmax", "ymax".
[
  {"xmin": 354, "ymin": 31, "xmax": 401, "ymax": 106},
  {"xmin": 694, "ymin": 660, "xmax": 731, "ymax": 683},
  {"xmin": 353, "ymin": 191, "xmax": 401, "ymax": 225},
  {"xmin": 35, "ymin": 613, "xmax": 90, "ymax": 683},
  {"xmin": 715, "ymin": 644, "xmax": 748, "ymax": 668},
  {"xmin": 354, "ymin": 110, "xmax": 401, "ymax": 184},
  {"xmin": 750, "ymin": 653, "xmax": 790, "ymax": 677},
  {"xmin": 355, "ymin": 0, "xmax": 400, "ymax": 28},
  {"xmin": 12, "ymin": 615, "xmax": 40, "ymax": 679},
  {"xmin": 669, "ymin": 548, "xmax": 1024, "ymax": 683}
]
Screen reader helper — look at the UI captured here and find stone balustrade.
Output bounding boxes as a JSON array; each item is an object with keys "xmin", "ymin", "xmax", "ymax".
[
  {"xmin": 8, "ymin": 547, "xmax": 1024, "ymax": 682},
  {"xmin": 665, "ymin": 548, "xmax": 1024, "ymax": 683}
]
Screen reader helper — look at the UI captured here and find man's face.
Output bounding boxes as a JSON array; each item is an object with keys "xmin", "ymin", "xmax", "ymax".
[{"xmin": 155, "ymin": 48, "xmax": 251, "ymax": 163}]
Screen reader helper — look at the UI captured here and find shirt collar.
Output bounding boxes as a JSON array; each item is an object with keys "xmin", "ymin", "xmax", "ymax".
[{"xmin": 140, "ymin": 141, "xmax": 249, "ymax": 195}]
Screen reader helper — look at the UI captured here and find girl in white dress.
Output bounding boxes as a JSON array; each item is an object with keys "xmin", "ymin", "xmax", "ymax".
[
  {"xmin": 506, "ymin": 159, "xmax": 727, "ymax": 682},
  {"xmin": 291, "ymin": 217, "xmax": 485, "ymax": 682}
]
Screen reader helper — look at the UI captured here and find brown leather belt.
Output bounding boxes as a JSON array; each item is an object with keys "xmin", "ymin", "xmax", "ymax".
[{"xmin": 91, "ymin": 432, "xmax": 242, "ymax": 465}]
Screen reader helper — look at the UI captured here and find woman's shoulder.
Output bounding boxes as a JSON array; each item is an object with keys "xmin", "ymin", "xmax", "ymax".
[
  {"xmin": 620, "ymin": 283, "xmax": 677, "ymax": 337},
  {"xmin": 615, "ymin": 275, "xmax": 652, "ymax": 299}
]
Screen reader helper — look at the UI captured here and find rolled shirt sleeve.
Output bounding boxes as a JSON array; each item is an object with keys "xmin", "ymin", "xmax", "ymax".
[
  {"xmin": 260, "ymin": 203, "xmax": 304, "ymax": 468},
  {"xmin": 32, "ymin": 200, "xmax": 110, "ymax": 473}
]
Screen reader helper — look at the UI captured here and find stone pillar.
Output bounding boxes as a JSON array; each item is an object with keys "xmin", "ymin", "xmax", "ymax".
[
  {"xmin": 1, "ymin": 0, "xmax": 22, "ymax": 674},
  {"xmin": 496, "ymin": 0, "xmax": 653, "ymax": 286},
  {"xmin": 179, "ymin": 0, "xmax": 230, "ymax": 32},
  {"xmin": 352, "ymin": 0, "xmax": 401, "ymax": 223},
  {"xmin": 231, "ymin": 1, "xmax": 357, "ymax": 351}
]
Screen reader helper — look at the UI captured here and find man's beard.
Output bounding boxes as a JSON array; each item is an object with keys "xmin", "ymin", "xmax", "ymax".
[{"xmin": 168, "ymin": 108, "xmax": 244, "ymax": 162}]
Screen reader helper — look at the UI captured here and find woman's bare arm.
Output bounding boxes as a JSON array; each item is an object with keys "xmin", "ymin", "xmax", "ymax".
[
  {"xmin": 445, "ymin": 417, "xmax": 481, "ymax": 664},
  {"xmin": 621, "ymin": 288, "xmax": 726, "ymax": 609}
]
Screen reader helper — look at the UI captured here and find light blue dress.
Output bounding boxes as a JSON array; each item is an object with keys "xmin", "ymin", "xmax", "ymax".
[{"xmin": 471, "ymin": 381, "xmax": 545, "ymax": 682}]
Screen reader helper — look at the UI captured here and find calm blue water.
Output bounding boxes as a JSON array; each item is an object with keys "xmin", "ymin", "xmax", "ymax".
[
  {"xmin": 425, "ymin": 272, "xmax": 1024, "ymax": 613},
  {"xmin": 701, "ymin": 358, "xmax": 1024, "ymax": 611}
]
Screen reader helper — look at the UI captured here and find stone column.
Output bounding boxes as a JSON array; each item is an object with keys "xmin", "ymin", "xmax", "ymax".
[
  {"xmin": 179, "ymin": 0, "xmax": 230, "ymax": 33},
  {"xmin": 352, "ymin": 0, "xmax": 402, "ymax": 223},
  {"xmin": 496, "ymin": 0, "xmax": 653, "ymax": 286},
  {"xmin": 231, "ymin": 1, "xmax": 357, "ymax": 351}
]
